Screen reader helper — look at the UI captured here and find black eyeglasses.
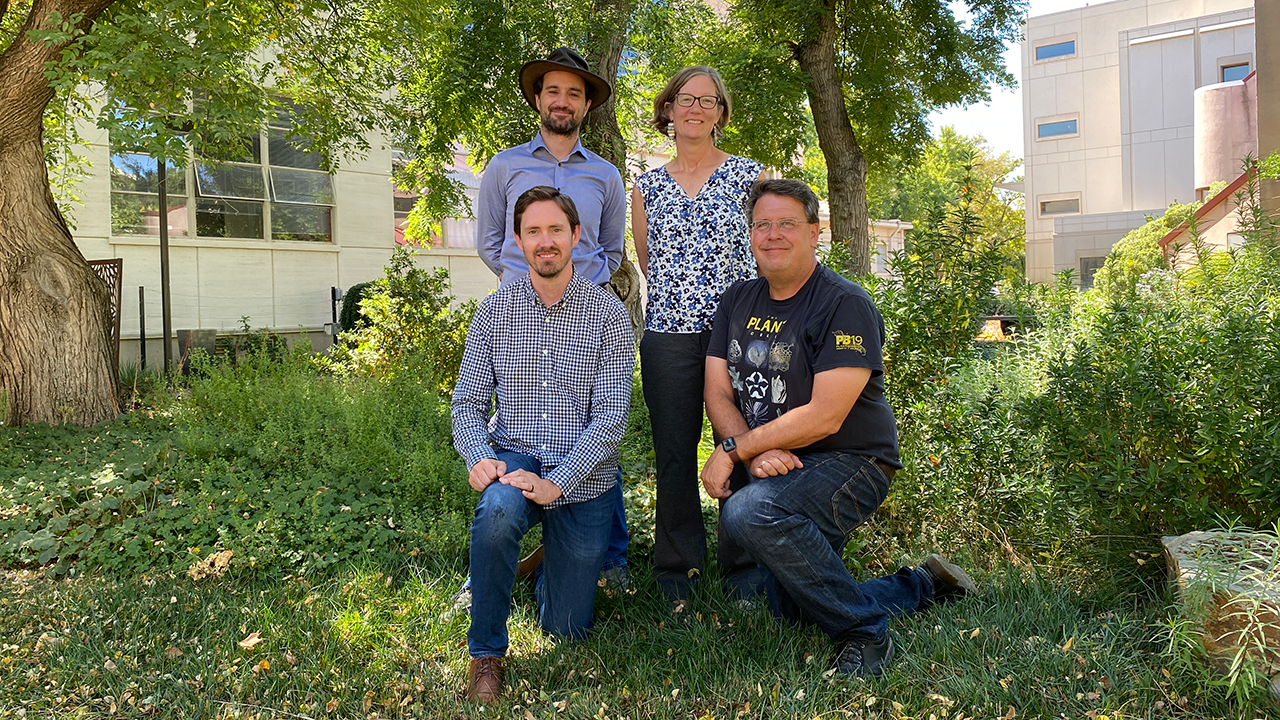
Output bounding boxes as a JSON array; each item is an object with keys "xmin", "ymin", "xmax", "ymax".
[{"xmin": 673, "ymin": 93, "xmax": 720, "ymax": 109}]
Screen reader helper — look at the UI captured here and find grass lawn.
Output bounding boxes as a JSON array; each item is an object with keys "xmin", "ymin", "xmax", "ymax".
[{"xmin": 0, "ymin": 558, "xmax": 1240, "ymax": 719}]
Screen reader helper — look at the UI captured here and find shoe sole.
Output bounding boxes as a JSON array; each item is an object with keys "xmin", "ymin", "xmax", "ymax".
[{"xmin": 924, "ymin": 554, "xmax": 978, "ymax": 594}]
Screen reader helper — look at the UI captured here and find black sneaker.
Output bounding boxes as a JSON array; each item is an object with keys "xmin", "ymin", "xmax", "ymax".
[
  {"xmin": 831, "ymin": 633, "xmax": 895, "ymax": 678},
  {"xmin": 922, "ymin": 554, "xmax": 977, "ymax": 604}
]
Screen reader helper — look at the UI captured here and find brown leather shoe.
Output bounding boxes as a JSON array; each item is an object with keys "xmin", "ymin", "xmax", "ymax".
[
  {"xmin": 516, "ymin": 545, "xmax": 544, "ymax": 580},
  {"xmin": 465, "ymin": 656, "xmax": 503, "ymax": 704}
]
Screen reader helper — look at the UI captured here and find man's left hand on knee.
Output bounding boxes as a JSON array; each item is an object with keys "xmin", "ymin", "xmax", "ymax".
[{"xmin": 501, "ymin": 469, "xmax": 564, "ymax": 505}]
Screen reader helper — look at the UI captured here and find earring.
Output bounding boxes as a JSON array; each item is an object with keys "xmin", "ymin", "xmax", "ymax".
[{"xmin": 666, "ymin": 121, "xmax": 674, "ymax": 138}]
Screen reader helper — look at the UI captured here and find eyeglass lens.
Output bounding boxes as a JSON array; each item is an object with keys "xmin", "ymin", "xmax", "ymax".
[{"xmin": 675, "ymin": 94, "xmax": 719, "ymax": 109}]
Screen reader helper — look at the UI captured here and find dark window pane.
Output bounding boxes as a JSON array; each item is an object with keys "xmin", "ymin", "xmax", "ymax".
[
  {"xmin": 196, "ymin": 198, "xmax": 265, "ymax": 238},
  {"xmin": 268, "ymin": 128, "xmax": 323, "ymax": 170},
  {"xmin": 195, "ymin": 162, "xmax": 268, "ymax": 200},
  {"xmin": 270, "ymin": 168, "xmax": 333, "ymax": 204},
  {"xmin": 1080, "ymin": 257, "xmax": 1106, "ymax": 289},
  {"xmin": 271, "ymin": 204, "xmax": 332, "ymax": 242},
  {"xmin": 1040, "ymin": 198, "xmax": 1081, "ymax": 215},
  {"xmin": 1222, "ymin": 63, "xmax": 1250, "ymax": 82},
  {"xmin": 110, "ymin": 153, "xmax": 185, "ymax": 195},
  {"xmin": 1037, "ymin": 119, "xmax": 1078, "ymax": 138},
  {"xmin": 111, "ymin": 193, "xmax": 189, "ymax": 236},
  {"xmin": 1035, "ymin": 41, "xmax": 1075, "ymax": 60},
  {"xmin": 195, "ymin": 133, "xmax": 261, "ymax": 164},
  {"xmin": 394, "ymin": 195, "xmax": 419, "ymax": 215}
]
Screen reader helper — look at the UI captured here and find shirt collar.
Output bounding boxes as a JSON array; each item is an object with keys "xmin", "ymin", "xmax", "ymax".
[
  {"xmin": 529, "ymin": 130, "xmax": 587, "ymax": 162},
  {"xmin": 519, "ymin": 268, "xmax": 586, "ymax": 309}
]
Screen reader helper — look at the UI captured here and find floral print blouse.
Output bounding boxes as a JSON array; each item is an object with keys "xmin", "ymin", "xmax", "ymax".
[{"xmin": 636, "ymin": 154, "xmax": 762, "ymax": 333}]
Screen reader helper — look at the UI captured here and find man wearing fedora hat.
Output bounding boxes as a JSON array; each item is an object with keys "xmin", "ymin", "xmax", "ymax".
[
  {"xmin": 476, "ymin": 46, "xmax": 625, "ymax": 287},
  {"xmin": 457, "ymin": 45, "xmax": 631, "ymax": 610}
]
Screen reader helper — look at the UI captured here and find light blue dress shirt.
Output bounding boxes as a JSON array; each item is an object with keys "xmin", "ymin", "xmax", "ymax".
[{"xmin": 475, "ymin": 131, "xmax": 626, "ymax": 285}]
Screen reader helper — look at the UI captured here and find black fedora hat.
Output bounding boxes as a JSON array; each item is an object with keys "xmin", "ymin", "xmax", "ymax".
[{"xmin": 518, "ymin": 46, "xmax": 612, "ymax": 112}]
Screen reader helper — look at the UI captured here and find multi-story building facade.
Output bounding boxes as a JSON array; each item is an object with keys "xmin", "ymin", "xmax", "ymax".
[{"xmin": 1021, "ymin": 0, "xmax": 1256, "ymax": 284}]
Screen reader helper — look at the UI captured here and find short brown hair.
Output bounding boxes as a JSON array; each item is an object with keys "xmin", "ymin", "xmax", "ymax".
[
  {"xmin": 513, "ymin": 186, "xmax": 581, "ymax": 236},
  {"xmin": 650, "ymin": 66, "xmax": 732, "ymax": 139}
]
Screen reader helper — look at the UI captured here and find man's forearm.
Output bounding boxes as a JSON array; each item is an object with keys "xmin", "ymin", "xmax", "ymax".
[{"xmin": 705, "ymin": 387, "xmax": 749, "ymax": 443}]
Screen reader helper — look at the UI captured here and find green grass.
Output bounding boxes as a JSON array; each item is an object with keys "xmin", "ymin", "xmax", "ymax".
[{"xmin": 0, "ymin": 558, "xmax": 1255, "ymax": 719}]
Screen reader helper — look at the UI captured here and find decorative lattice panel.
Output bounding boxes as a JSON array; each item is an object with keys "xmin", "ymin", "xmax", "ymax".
[{"xmin": 88, "ymin": 258, "xmax": 123, "ymax": 370}]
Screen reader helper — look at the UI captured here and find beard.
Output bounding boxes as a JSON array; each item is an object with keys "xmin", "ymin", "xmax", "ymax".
[
  {"xmin": 540, "ymin": 110, "xmax": 582, "ymax": 137},
  {"xmin": 530, "ymin": 249, "xmax": 572, "ymax": 279}
]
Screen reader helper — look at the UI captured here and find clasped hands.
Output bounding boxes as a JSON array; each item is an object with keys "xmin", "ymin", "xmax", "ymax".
[
  {"xmin": 468, "ymin": 458, "xmax": 563, "ymax": 505},
  {"xmin": 699, "ymin": 446, "xmax": 803, "ymax": 499}
]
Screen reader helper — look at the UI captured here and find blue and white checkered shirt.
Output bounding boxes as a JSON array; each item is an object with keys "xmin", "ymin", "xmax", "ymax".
[{"xmin": 451, "ymin": 270, "xmax": 635, "ymax": 508}]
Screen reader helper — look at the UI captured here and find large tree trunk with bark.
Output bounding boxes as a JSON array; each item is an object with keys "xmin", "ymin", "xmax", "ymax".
[
  {"xmin": 794, "ymin": 6, "xmax": 872, "ymax": 276},
  {"xmin": 581, "ymin": 0, "xmax": 645, "ymax": 337},
  {"xmin": 580, "ymin": 0, "xmax": 634, "ymax": 178},
  {"xmin": 0, "ymin": 0, "xmax": 120, "ymax": 426}
]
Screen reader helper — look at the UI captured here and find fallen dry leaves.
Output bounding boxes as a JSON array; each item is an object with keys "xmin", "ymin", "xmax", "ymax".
[{"xmin": 237, "ymin": 631, "xmax": 263, "ymax": 650}]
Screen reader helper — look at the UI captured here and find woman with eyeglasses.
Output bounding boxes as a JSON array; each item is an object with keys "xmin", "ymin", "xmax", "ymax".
[{"xmin": 631, "ymin": 65, "xmax": 764, "ymax": 603}]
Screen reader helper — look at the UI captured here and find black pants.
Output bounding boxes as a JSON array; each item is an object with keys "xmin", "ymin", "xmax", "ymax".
[{"xmin": 640, "ymin": 330, "xmax": 758, "ymax": 600}]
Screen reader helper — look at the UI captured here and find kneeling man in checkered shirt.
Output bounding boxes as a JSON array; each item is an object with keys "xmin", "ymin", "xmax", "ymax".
[{"xmin": 451, "ymin": 185, "xmax": 635, "ymax": 705}]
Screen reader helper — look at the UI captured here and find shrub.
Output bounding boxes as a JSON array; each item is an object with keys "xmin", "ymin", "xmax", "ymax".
[
  {"xmin": 340, "ymin": 281, "xmax": 375, "ymax": 333},
  {"xmin": 323, "ymin": 246, "xmax": 476, "ymax": 396}
]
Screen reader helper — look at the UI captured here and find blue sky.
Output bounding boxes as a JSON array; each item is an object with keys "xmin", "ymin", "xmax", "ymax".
[{"xmin": 926, "ymin": 0, "xmax": 1094, "ymax": 166}]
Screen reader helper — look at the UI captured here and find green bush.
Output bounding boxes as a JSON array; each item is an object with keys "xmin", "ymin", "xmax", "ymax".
[
  {"xmin": 323, "ymin": 246, "xmax": 476, "ymax": 396},
  {"xmin": 340, "ymin": 281, "xmax": 375, "ymax": 333}
]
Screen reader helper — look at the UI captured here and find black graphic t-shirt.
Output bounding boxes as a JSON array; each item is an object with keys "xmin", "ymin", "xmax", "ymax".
[{"xmin": 707, "ymin": 264, "xmax": 900, "ymax": 467}]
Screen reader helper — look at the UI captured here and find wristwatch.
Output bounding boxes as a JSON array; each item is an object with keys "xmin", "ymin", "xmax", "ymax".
[{"xmin": 721, "ymin": 437, "xmax": 743, "ymax": 464}]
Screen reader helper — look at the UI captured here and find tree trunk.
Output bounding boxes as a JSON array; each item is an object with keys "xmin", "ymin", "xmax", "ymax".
[
  {"xmin": 794, "ymin": 6, "xmax": 871, "ymax": 276},
  {"xmin": 581, "ymin": 0, "xmax": 645, "ymax": 338},
  {"xmin": 0, "ymin": 0, "xmax": 119, "ymax": 426},
  {"xmin": 580, "ymin": 0, "xmax": 633, "ymax": 178}
]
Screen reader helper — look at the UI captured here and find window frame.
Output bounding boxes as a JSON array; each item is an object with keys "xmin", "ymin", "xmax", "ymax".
[
  {"xmin": 1034, "ymin": 113, "xmax": 1081, "ymax": 142},
  {"xmin": 1038, "ymin": 196, "xmax": 1082, "ymax": 218},
  {"xmin": 1033, "ymin": 34, "xmax": 1078, "ymax": 64}
]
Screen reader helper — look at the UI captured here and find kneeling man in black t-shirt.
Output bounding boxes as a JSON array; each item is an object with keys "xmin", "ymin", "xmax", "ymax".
[{"xmin": 700, "ymin": 178, "xmax": 977, "ymax": 679}]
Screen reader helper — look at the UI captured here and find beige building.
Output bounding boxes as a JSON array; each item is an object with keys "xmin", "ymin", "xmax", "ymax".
[
  {"xmin": 1021, "ymin": 0, "xmax": 1256, "ymax": 285},
  {"xmin": 70, "ymin": 124, "xmax": 493, "ymax": 367}
]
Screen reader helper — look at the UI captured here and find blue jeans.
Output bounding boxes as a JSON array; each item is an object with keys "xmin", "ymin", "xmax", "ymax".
[
  {"xmin": 468, "ymin": 452, "xmax": 613, "ymax": 658},
  {"xmin": 603, "ymin": 471, "xmax": 629, "ymax": 570},
  {"xmin": 721, "ymin": 452, "xmax": 935, "ymax": 642}
]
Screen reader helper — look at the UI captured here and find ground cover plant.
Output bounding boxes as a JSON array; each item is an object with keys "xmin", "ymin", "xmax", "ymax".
[{"xmin": 4, "ymin": 160, "xmax": 1280, "ymax": 716}]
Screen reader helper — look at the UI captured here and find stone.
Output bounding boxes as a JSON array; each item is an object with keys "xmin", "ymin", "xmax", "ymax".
[{"xmin": 1162, "ymin": 531, "xmax": 1280, "ymax": 693}]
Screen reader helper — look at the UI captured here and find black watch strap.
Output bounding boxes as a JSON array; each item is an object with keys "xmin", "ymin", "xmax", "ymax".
[{"xmin": 722, "ymin": 437, "xmax": 742, "ymax": 464}]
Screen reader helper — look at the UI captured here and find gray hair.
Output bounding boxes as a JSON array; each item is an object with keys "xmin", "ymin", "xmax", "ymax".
[{"xmin": 745, "ymin": 179, "xmax": 821, "ymax": 224}]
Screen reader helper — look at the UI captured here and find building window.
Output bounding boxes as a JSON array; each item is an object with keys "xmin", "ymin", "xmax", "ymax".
[
  {"xmin": 1039, "ymin": 198, "xmax": 1081, "ymax": 216},
  {"xmin": 1222, "ymin": 63, "xmax": 1251, "ymax": 82},
  {"xmin": 1080, "ymin": 257, "xmax": 1105, "ymax": 289},
  {"xmin": 109, "ymin": 143, "xmax": 189, "ymax": 237},
  {"xmin": 1035, "ymin": 40, "xmax": 1076, "ymax": 61},
  {"xmin": 110, "ymin": 101, "xmax": 336, "ymax": 243},
  {"xmin": 1037, "ymin": 119, "xmax": 1078, "ymax": 139}
]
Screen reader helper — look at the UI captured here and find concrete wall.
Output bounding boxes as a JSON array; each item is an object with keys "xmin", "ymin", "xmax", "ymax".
[{"xmin": 1194, "ymin": 73, "xmax": 1257, "ymax": 194}]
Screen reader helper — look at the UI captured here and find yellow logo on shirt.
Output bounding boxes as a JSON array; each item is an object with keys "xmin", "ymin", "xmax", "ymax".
[
  {"xmin": 833, "ymin": 331, "xmax": 865, "ymax": 354},
  {"xmin": 746, "ymin": 316, "xmax": 786, "ymax": 334}
]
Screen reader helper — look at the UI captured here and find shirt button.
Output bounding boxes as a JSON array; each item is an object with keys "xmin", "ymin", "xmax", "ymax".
[
  {"xmin": 542, "ymin": 414, "xmax": 547, "ymax": 419},
  {"xmin": 542, "ymin": 381, "xmax": 547, "ymax": 387},
  {"xmin": 542, "ymin": 445, "xmax": 547, "ymax": 450},
  {"xmin": 544, "ymin": 317, "xmax": 550, "ymax": 323}
]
